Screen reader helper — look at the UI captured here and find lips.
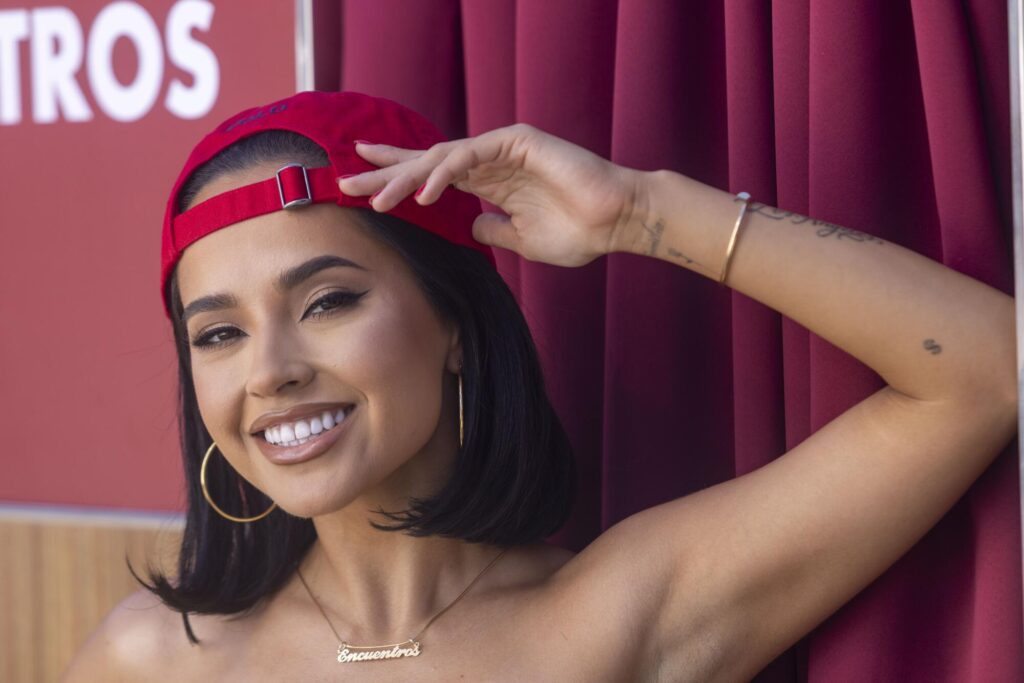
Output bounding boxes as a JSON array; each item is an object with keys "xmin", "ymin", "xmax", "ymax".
[{"xmin": 254, "ymin": 404, "xmax": 356, "ymax": 466}]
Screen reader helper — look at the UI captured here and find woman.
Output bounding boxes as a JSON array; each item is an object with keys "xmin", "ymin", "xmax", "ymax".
[{"xmin": 63, "ymin": 90, "xmax": 1016, "ymax": 682}]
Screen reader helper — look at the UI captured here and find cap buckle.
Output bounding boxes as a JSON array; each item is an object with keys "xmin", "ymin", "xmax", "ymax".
[{"xmin": 276, "ymin": 164, "xmax": 312, "ymax": 209}]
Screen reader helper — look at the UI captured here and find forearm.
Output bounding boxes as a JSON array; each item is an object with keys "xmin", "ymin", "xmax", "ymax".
[{"xmin": 618, "ymin": 169, "xmax": 1016, "ymax": 404}]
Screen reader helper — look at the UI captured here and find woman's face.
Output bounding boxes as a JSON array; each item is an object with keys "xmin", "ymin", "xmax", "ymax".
[{"xmin": 175, "ymin": 162, "xmax": 463, "ymax": 519}]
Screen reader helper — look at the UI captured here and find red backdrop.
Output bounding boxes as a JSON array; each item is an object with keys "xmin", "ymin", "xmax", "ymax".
[
  {"xmin": 313, "ymin": 1, "xmax": 1019, "ymax": 681},
  {"xmin": 0, "ymin": 0, "xmax": 295, "ymax": 510}
]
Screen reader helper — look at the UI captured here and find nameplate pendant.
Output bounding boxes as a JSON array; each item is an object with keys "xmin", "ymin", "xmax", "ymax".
[{"xmin": 337, "ymin": 639, "xmax": 422, "ymax": 663}]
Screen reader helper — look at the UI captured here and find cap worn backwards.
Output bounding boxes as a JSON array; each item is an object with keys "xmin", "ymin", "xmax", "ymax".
[{"xmin": 160, "ymin": 90, "xmax": 496, "ymax": 320}]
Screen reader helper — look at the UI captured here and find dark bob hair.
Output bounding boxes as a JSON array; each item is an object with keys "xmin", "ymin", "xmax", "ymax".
[{"xmin": 131, "ymin": 130, "xmax": 577, "ymax": 644}]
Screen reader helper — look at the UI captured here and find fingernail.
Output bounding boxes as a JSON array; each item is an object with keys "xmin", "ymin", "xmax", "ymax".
[
  {"xmin": 338, "ymin": 174, "xmax": 357, "ymax": 180},
  {"xmin": 414, "ymin": 183, "xmax": 427, "ymax": 198},
  {"xmin": 354, "ymin": 140, "xmax": 373, "ymax": 146},
  {"xmin": 369, "ymin": 189, "xmax": 382, "ymax": 208}
]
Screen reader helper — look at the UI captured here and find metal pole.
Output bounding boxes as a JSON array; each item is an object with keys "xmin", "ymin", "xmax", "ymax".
[
  {"xmin": 295, "ymin": 0, "xmax": 314, "ymax": 92},
  {"xmin": 1009, "ymin": 0, "xmax": 1024, "ymax": 660}
]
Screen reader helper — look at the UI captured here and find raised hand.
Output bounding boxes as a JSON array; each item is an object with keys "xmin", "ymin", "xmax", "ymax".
[{"xmin": 336, "ymin": 123, "xmax": 646, "ymax": 267}]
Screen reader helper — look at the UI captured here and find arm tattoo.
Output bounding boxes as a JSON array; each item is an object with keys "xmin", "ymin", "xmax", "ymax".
[
  {"xmin": 639, "ymin": 218, "xmax": 665, "ymax": 256},
  {"xmin": 747, "ymin": 202, "xmax": 885, "ymax": 245},
  {"xmin": 813, "ymin": 223, "xmax": 885, "ymax": 243},
  {"xmin": 640, "ymin": 217, "xmax": 703, "ymax": 268},
  {"xmin": 923, "ymin": 339, "xmax": 942, "ymax": 355},
  {"xmin": 666, "ymin": 247, "xmax": 695, "ymax": 265}
]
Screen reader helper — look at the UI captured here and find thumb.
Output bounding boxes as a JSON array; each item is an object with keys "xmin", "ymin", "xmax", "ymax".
[{"xmin": 472, "ymin": 212, "xmax": 518, "ymax": 252}]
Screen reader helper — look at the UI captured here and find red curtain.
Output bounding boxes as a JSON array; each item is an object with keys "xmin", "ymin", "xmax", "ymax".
[{"xmin": 313, "ymin": 1, "xmax": 1019, "ymax": 679}]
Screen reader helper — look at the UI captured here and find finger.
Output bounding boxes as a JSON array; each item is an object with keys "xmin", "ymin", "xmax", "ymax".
[
  {"xmin": 414, "ymin": 127, "xmax": 522, "ymax": 206},
  {"xmin": 366, "ymin": 142, "xmax": 461, "ymax": 209},
  {"xmin": 414, "ymin": 144, "xmax": 481, "ymax": 206},
  {"xmin": 367, "ymin": 172, "xmax": 424, "ymax": 213},
  {"xmin": 354, "ymin": 142, "xmax": 425, "ymax": 166},
  {"xmin": 340, "ymin": 142, "xmax": 438, "ymax": 197},
  {"xmin": 471, "ymin": 212, "xmax": 518, "ymax": 252},
  {"xmin": 337, "ymin": 167, "xmax": 391, "ymax": 197}
]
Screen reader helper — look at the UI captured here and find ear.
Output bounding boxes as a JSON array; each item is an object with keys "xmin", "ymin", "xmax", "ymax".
[{"xmin": 444, "ymin": 323, "xmax": 463, "ymax": 374}]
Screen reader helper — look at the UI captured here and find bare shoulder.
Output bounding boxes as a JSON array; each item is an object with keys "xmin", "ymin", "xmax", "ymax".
[
  {"xmin": 508, "ymin": 541, "xmax": 577, "ymax": 580},
  {"xmin": 61, "ymin": 589, "xmax": 196, "ymax": 683},
  {"xmin": 479, "ymin": 542, "xmax": 576, "ymax": 599}
]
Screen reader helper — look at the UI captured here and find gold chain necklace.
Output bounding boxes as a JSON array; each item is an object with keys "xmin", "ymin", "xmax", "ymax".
[{"xmin": 295, "ymin": 547, "xmax": 509, "ymax": 664}]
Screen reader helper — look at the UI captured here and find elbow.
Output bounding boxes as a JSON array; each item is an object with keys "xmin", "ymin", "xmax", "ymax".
[
  {"xmin": 974, "ymin": 294, "xmax": 1017, "ymax": 419},
  {"xmin": 991, "ymin": 302, "xmax": 1018, "ymax": 424},
  {"xmin": 974, "ymin": 317, "xmax": 1018, "ymax": 438},
  {"xmin": 996, "ymin": 364, "xmax": 1019, "ymax": 434},
  {"xmin": 977, "ymin": 342, "xmax": 1018, "ymax": 433}
]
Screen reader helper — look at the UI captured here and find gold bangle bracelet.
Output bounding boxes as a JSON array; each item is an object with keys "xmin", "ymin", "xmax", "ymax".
[{"xmin": 719, "ymin": 191, "xmax": 751, "ymax": 284}]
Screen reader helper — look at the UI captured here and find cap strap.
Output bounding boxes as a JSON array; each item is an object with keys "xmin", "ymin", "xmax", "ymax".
[{"xmin": 172, "ymin": 165, "xmax": 340, "ymax": 251}]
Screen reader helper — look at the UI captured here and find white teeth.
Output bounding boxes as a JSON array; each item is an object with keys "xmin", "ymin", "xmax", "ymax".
[
  {"xmin": 279, "ymin": 423, "xmax": 295, "ymax": 442},
  {"xmin": 261, "ymin": 406, "xmax": 352, "ymax": 446}
]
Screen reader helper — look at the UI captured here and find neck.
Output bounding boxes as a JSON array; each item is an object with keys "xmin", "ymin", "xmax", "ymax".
[{"xmin": 297, "ymin": 500, "xmax": 504, "ymax": 644}]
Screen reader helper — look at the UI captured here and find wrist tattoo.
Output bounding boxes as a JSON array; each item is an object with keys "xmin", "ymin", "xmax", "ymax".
[
  {"xmin": 922, "ymin": 339, "xmax": 942, "ymax": 355},
  {"xmin": 639, "ymin": 217, "xmax": 705, "ymax": 269},
  {"xmin": 747, "ymin": 202, "xmax": 885, "ymax": 245},
  {"xmin": 666, "ymin": 247, "xmax": 695, "ymax": 265},
  {"xmin": 639, "ymin": 218, "xmax": 665, "ymax": 256}
]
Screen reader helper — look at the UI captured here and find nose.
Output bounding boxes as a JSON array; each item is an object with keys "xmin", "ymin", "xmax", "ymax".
[{"xmin": 244, "ymin": 323, "xmax": 315, "ymax": 397}]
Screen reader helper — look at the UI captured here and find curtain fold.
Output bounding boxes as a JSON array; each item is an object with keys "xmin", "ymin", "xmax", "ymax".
[{"xmin": 323, "ymin": 1, "xmax": 1019, "ymax": 679}]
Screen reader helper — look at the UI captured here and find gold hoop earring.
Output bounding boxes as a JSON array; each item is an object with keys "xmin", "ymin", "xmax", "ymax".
[
  {"xmin": 458, "ymin": 371, "xmax": 464, "ymax": 448},
  {"xmin": 200, "ymin": 441, "xmax": 277, "ymax": 523}
]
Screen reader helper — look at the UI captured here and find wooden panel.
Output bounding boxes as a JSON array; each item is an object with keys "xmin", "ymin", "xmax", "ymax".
[{"xmin": 0, "ymin": 509, "xmax": 182, "ymax": 683}]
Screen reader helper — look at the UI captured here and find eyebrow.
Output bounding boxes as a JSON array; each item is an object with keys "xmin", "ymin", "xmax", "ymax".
[{"xmin": 182, "ymin": 255, "xmax": 368, "ymax": 324}]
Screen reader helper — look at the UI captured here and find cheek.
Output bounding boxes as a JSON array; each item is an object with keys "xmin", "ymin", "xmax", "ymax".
[
  {"xmin": 189, "ymin": 356, "xmax": 247, "ymax": 454},
  {"xmin": 192, "ymin": 358, "xmax": 232, "ymax": 419},
  {"xmin": 324, "ymin": 301, "xmax": 447, "ymax": 458}
]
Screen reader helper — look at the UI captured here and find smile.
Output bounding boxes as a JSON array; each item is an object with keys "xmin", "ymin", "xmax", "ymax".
[
  {"xmin": 256, "ymin": 405, "xmax": 356, "ymax": 466},
  {"xmin": 262, "ymin": 407, "xmax": 351, "ymax": 446}
]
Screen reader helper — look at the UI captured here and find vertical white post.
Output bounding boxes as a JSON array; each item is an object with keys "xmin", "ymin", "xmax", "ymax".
[
  {"xmin": 295, "ymin": 0, "xmax": 314, "ymax": 92},
  {"xmin": 1010, "ymin": 0, "xmax": 1024, "ymax": 653}
]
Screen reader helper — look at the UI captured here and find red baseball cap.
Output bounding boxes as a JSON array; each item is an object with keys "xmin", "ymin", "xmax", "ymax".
[{"xmin": 160, "ymin": 90, "xmax": 496, "ymax": 320}]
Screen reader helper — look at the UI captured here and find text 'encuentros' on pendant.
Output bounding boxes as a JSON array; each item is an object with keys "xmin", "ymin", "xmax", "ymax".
[{"xmin": 337, "ymin": 639, "xmax": 422, "ymax": 663}]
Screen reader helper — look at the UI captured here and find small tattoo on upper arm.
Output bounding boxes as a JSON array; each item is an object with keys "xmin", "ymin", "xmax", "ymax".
[
  {"xmin": 747, "ymin": 202, "xmax": 885, "ymax": 245},
  {"xmin": 923, "ymin": 339, "xmax": 942, "ymax": 355}
]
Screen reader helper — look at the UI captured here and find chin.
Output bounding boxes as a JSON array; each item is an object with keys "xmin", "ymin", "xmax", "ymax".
[
  {"xmin": 262, "ymin": 453, "xmax": 421, "ymax": 521},
  {"xmin": 268, "ymin": 480, "xmax": 372, "ymax": 519},
  {"xmin": 272, "ymin": 494, "xmax": 354, "ymax": 520}
]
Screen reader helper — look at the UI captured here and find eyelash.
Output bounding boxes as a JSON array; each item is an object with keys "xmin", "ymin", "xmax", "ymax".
[{"xmin": 189, "ymin": 290, "xmax": 367, "ymax": 349}]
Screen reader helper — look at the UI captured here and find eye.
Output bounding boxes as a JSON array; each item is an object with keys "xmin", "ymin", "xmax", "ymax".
[
  {"xmin": 303, "ymin": 289, "xmax": 367, "ymax": 320},
  {"xmin": 190, "ymin": 326, "xmax": 240, "ymax": 349},
  {"xmin": 188, "ymin": 289, "xmax": 368, "ymax": 350}
]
